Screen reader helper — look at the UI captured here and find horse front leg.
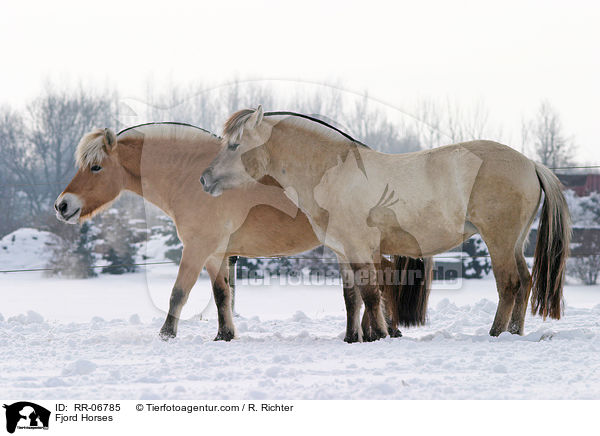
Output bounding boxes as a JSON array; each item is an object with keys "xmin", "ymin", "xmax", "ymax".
[
  {"xmin": 339, "ymin": 262, "xmax": 362, "ymax": 343},
  {"xmin": 353, "ymin": 262, "xmax": 388, "ymax": 342},
  {"xmin": 159, "ymin": 245, "xmax": 207, "ymax": 340},
  {"xmin": 205, "ymin": 256, "xmax": 236, "ymax": 341}
]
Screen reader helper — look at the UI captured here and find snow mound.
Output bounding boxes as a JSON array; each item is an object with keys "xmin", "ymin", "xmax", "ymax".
[
  {"xmin": 62, "ymin": 359, "xmax": 98, "ymax": 376},
  {"xmin": 0, "ymin": 228, "xmax": 58, "ymax": 271},
  {"xmin": 138, "ymin": 233, "xmax": 173, "ymax": 263},
  {"xmin": 8, "ymin": 310, "xmax": 44, "ymax": 324},
  {"xmin": 291, "ymin": 311, "xmax": 310, "ymax": 322}
]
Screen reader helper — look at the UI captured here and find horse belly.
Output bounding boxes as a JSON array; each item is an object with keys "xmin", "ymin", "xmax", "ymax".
[
  {"xmin": 379, "ymin": 224, "xmax": 473, "ymax": 257},
  {"xmin": 226, "ymin": 204, "xmax": 320, "ymax": 257}
]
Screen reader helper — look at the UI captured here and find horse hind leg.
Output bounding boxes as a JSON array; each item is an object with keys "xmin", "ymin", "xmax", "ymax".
[
  {"xmin": 481, "ymin": 191, "xmax": 538, "ymax": 336},
  {"xmin": 341, "ymin": 263, "xmax": 363, "ymax": 343},
  {"xmin": 487, "ymin": 247, "xmax": 521, "ymax": 337},
  {"xmin": 508, "ymin": 253, "xmax": 532, "ymax": 335}
]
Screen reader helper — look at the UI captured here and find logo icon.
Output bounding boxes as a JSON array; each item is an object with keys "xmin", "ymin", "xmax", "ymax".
[{"xmin": 3, "ymin": 402, "xmax": 50, "ymax": 434}]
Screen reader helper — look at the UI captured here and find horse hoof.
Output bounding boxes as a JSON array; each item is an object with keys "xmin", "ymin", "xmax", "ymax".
[
  {"xmin": 388, "ymin": 328, "xmax": 402, "ymax": 338},
  {"xmin": 367, "ymin": 326, "xmax": 388, "ymax": 342},
  {"xmin": 507, "ymin": 324, "xmax": 524, "ymax": 335},
  {"xmin": 362, "ymin": 330, "xmax": 381, "ymax": 342},
  {"xmin": 159, "ymin": 329, "xmax": 176, "ymax": 341},
  {"xmin": 214, "ymin": 330, "xmax": 235, "ymax": 341},
  {"xmin": 488, "ymin": 327, "xmax": 503, "ymax": 337},
  {"xmin": 344, "ymin": 332, "xmax": 360, "ymax": 343}
]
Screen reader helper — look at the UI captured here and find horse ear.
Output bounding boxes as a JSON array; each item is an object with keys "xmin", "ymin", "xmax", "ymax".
[
  {"xmin": 248, "ymin": 105, "xmax": 264, "ymax": 128},
  {"xmin": 103, "ymin": 128, "xmax": 117, "ymax": 152}
]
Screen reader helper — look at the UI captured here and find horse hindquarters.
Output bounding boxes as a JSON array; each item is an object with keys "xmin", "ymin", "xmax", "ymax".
[
  {"xmin": 488, "ymin": 162, "xmax": 570, "ymax": 335},
  {"xmin": 467, "ymin": 157, "xmax": 542, "ymax": 336}
]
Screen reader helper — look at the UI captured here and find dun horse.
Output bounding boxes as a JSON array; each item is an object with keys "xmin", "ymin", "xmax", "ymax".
[
  {"xmin": 55, "ymin": 123, "xmax": 414, "ymax": 341},
  {"xmin": 201, "ymin": 107, "xmax": 571, "ymax": 341}
]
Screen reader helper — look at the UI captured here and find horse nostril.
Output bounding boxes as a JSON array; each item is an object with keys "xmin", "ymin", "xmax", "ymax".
[
  {"xmin": 54, "ymin": 202, "xmax": 59, "ymax": 212},
  {"xmin": 200, "ymin": 176, "xmax": 206, "ymax": 187},
  {"xmin": 58, "ymin": 201, "xmax": 68, "ymax": 214}
]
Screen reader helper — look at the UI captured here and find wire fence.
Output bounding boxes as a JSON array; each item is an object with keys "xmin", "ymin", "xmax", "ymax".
[
  {"xmin": 1, "ymin": 164, "xmax": 599, "ymax": 190},
  {"xmin": 8, "ymin": 252, "xmax": 600, "ymax": 275},
  {"xmin": 0, "ymin": 255, "xmax": 498, "ymax": 274},
  {"xmin": 1, "ymin": 161, "xmax": 599, "ymax": 274}
]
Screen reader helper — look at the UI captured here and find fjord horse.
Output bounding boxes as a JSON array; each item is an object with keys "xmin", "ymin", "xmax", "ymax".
[
  {"xmin": 55, "ymin": 123, "xmax": 416, "ymax": 341},
  {"xmin": 201, "ymin": 107, "xmax": 570, "ymax": 341}
]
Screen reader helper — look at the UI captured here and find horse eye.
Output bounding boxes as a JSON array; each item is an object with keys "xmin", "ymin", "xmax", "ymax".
[
  {"xmin": 90, "ymin": 165, "xmax": 102, "ymax": 173},
  {"xmin": 228, "ymin": 143, "xmax": 240, "ymax": 151}
]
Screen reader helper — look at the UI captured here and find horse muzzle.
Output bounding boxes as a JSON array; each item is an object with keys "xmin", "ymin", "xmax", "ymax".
[
  {"xmin": 54, "ymin": 193, "xmax": 82, "ymax": 224},
  {"xmin": 200, "ymin": 169, "xmax": 224, "ymax": 197}
]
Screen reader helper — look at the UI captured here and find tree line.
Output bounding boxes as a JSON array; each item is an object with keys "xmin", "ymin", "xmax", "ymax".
[{"xmin": 0, "ymin": 81, "xmax": 585, "ymax": 280}]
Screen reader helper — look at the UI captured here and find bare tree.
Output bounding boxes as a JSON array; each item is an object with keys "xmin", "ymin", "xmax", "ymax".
[
  {"xmin": 25, "ymin": 86, "xmax": 114, "ymax": 216},
  {"xmin": 412, "ymin": 98, "xmax": 445, "ymax": 149},
  {"xmin": 445, "ymin": 98, "xmax": 490, "ymax": 142},
  {"xmin": 145, "ymin": 83, "xmax": 220, "ymax": 132},
  {"xmin": 523, "ymin": 101, "xmax": 575, "ymax": 168},
  {"xmin": 408, "ymin": 97, "xmax": 503, "ymax": 149},
  {"xmin": 345, "ymin": 93, "xmax": 421, "ymax": 153},
  {"xmin": 0, "ymin": 108, "xmax": 30, "ymax": 235},
  {"xmin": 0, "ymin": 85, "xmax": 115, "ymax": 237},
  {"xmin": 569, "ymin": 256, "xmax": 600, "ymax": 285},
  {"xmin": 145, "ymin": 80, "xmax": 275, "ymax": 134},
  {"xmin": 295, "ymin": 89, "xmax": 421, "ymax": 154}
]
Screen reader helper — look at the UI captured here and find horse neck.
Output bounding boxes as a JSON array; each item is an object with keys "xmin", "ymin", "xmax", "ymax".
[
  {"xmin": 117, "ymin": 139, "xmax": 143, "ymax": 195},
  {"xmin": 117, "ymin": 130, "xmax": 220, "ymax": 215},
  {"xmin": 267, "ymin": 122, "xmax": 363, "ymax": 213}
]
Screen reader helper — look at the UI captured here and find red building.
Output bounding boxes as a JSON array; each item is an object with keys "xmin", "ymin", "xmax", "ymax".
[{"xmin": 557, "ymin": 173, "xmax": 600, "ymax": 196}]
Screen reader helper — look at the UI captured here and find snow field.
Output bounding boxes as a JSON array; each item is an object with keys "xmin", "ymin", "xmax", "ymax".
[{"xmin": 1, "ymin": 267, "xmax": 599, "ymax": 400}]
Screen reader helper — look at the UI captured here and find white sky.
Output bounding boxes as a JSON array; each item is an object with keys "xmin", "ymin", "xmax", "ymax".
[{"xmin": 1, "ymin": 0, "xmax": 599, "ymax": 162}]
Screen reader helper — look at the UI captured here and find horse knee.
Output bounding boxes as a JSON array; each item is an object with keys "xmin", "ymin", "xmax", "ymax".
[
  {"xmin": 360, "ymin": 288, "xmax": 380, "ymax": 308},
  {"xmin": 169, "ymin": 287, "xmax": 188, "ymax": 308},
  {"xmin": 213, "ymin": 281, "xmax": 231, "ymax": 307}
]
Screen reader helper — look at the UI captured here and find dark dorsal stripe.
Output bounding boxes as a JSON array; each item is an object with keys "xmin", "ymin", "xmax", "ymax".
[
  {"xmin": 265, "ymin": 111, "xmax": 369, "ymax": 177},
  {"xmin": 117, "ymin": 122, "xmax": 219, "ymax": 139},
  {"xmin": 264, "ymin": 111, "xmax": 369, "ymax": 149}
]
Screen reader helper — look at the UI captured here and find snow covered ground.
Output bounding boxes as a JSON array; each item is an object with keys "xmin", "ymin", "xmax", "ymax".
[
  {"xmin": 1, "ymin": 264, "xmax": 600, "ymax": 400},
  {"xmin": 0, "ymin": 228, "xmax": 58, "ymax": 271}
]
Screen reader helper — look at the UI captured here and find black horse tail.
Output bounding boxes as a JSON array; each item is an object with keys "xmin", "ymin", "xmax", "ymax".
[
  {"xmin": 383, "ymin": 255, "xmax": 433, "ymax": 329},
  {"xmin": 531, "ymin": 163, "xmax": 571, "ymax": 320}
]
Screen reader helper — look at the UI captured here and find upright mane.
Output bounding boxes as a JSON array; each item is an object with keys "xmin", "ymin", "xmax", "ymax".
[
  {"xmin": 222, "ymin": 109, "xmax": 256, "ymax": 142},
  {"xmin": 266, "ymin": 110, "xmax": 370, "ymax": 175},
  {"xmin": 75, "ymin": 122, "xmax": 219, "ymax": 169},
  {"xmin": 222, "ymin": 108, "xmax": 369, "ymax": 149},
  {"xmin": 265, "ymin": 111, "xmax": 368, "ymax": 148},
  {"xmin": 75, "ymin": 129, "xmax": 106, "ymax": 168},
  {"xmin": 117, "ymin": 121, "xmax": 216, "ymax": 138}
]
